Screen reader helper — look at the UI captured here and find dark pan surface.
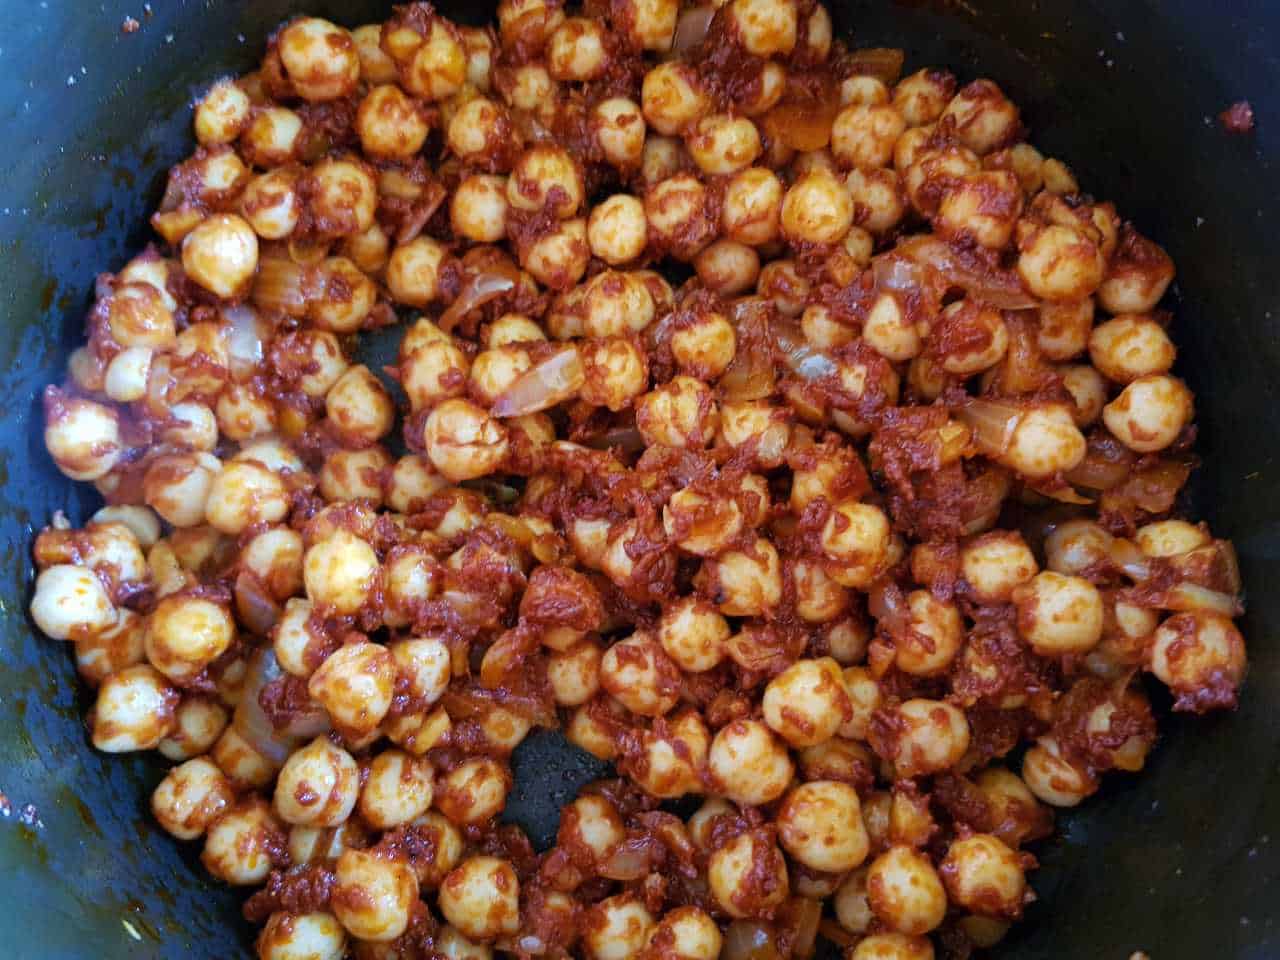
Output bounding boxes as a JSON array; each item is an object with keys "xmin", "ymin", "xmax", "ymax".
[{"xmin": 0, "ymin": 1, "xmax": 1276, "ymax": 956}]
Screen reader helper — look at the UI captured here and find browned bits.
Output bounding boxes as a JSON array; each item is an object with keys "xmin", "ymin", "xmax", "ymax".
[{"xmin": 31, "ymin": 0, "xmax": 1247, "ymax": 956}]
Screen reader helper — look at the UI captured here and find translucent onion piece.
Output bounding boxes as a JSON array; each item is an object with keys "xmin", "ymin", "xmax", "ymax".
[
  {"xmin": 773, "ymin": 320, "xmax": 838, "ymax": 382},
  {"xmin": 1164, "ymin": 582, "xmax": 1244, "ymax": 617},
  {"xmin": 954, "ymin": 398, "xmax": 1026, "ymax": 457},
  {"xmin": 897, "ymin": 235, "xmax": 1038, "ymax": 309},
  {"xmin": 224, "ymin": 305, "xmax": 269, "ymax": 382},
  {"xmin": 723, "ymin": 921, "xmax": 781, "ymax": 960},
  {"xmin": 669, "ymin": 4, "xmax": 714, "ymax": 58},
  {"xmin": 846, "ymin": 46, "xmax": 906, "ymax": 85},
  {"xmin": 234, "ymin": 570, "xmax": 282, "ymax": 637},
  {"xmin": 491, "ymin": 346, "xmax": 584, "ymax": 417},
  {"xmin": 438, "ymin": 262, "xmax": 519, "ymax": 333},
  {"xmin": 232, "ymin": 648, "xmax": 298, "ymax": 766}
]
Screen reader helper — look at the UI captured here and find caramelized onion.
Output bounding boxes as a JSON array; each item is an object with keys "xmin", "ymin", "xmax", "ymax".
[
  {"xmin": 233, "ymin": 648, "xmax": 303, "ymax": 765},
  {"xmin": 1064, "ymin": 453, "xmax": 1132, "ymax": 491},
  {"xmin": 1164, "ymin": 582, "xmax": 1244, "ymax": 616},
  {"xmin": 438, "ymin": 262, "xmax": 519, "ymax": 333},
  {"xmin": 846, "ymin": 46, "xmax": 906, "ymax": 85},
  {"xmin": 669, "ymin": 4, "xmax": 715, "ymax": 57},
  {"xmin": 723, "ymin": 921, "xmax": 781, "ymax": 960},
  {"xmin": 954, "ymin": 398, "xmax": 1026, "ymax": 456},
  {"xmin": 1108, "ymin": 537, "xmax": 1154, "ymax": 581},
  {"xmin": 897, "ymin": 235, "xmax": 1038, "ymax": 310},
  {"xmin": 773, "ymin": 320, "xmax": 838, "ymax": 381},
  {"xmin": 491, "ymin": 345, "xmax": 585, "ymax": 417},
  {"xmin": 234, "ymin": 570, "xmax": 282, "ymax": 637},
  {"xmin": 597, "ymin": 839, "xmax": 650, "ymax": 881},
  {"xmin": 762, "ymin": 86, "xmax": 842, "ymax": 153},
  {"xmin": 224, "ymin": 305, "xmax": 270, "ymax": 382},
  {"xmin": 252, "ymin": 257, "xmax": 311, "ymax": 317}
]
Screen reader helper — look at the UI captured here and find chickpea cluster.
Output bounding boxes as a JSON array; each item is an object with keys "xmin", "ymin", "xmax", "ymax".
[{"xmin": 33, "ymin": 1, "xmax": 1248, "ymax": 958}]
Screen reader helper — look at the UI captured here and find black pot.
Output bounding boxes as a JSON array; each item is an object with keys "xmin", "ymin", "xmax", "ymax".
[{"xmin": 0, "ymin": 1, "xmax": 1276, "ymax": 957}]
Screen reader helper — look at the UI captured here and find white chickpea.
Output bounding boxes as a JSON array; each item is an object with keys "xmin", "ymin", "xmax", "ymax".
[
  {"xmin": 151, "ymin": 757, "xmax": 235, "ymax": 840},
  {"xmin": 646, "ymin": 174, "xmax": 715, "ymax": 259},
  {"xmin": 658, "ymin": 596, "xmax": 729, "ymax": 673},
  {"xmin": 593, "ymin": 98, "xmax": 646, "ymax": 170},
  {"xmin": 195, "ymin": 80, "xmax": 251, "ymax": 145},
  {"xmin": 1017, "ymin": 224, "xmax": 1105, "ymax": 302},
  {"xmin": 1102, "ymin": 373, "xmax": 1194, "ymax": 453},
  {"xmin": 940, "ymin": 834, "xmax": 1028, "ymax": 918},
  {"xmin": 600, "ymin": 633, "xmax": 679, "ymax": 716},
  {"xmin": 851, "ymin": 934, "xmax": 935, "ymax": 960},
  {"xmin": 585, "ymin": 894, "xmax": 655, "ymax": 960},
  {"xmin": 308, "ymin": 641, "xmax": 394, "ymax": 734},
  {"xmin": 143, "ymin": 595, "xmax": 235, "ymax": 683},
  {"xmin": 203, "ymin": 460, "xmax": 288, "ymax": 535},
  {"xmin": 934, "ymin": 299, "xmax": 1009, "ymax": 375},
  {"xmin": 389, "ymin": 637, "xmax": 451, "ymax": 706},
  {"xmin": 834, "ymin": 868, "xmax": 875, "ymax": 934},
  {"xmin": 521, "ymin": 216, "xmax": 590, "ymax": 289},
  {"xmin": 547, "ymin": 640, "xmax": 603, "ymax": 706},
  {"xmin": 959, "ymin": 531, "xmax": 1037, "ymax": 604},
  {"xmin": 502, "ymin": 63, "xmax": 557, "ymax": 113},
  {"xmin": 584, "ymin": 269, "xmax": 656, "ymax": 338},
  {"xmin": 728, "ymin": 0, "xmax": 797, "ymax": 55},
  {"xmin": 559, "ymin": 794, "xmax": 625, "ymax": 869},
  {"xmin": 357, "ymin": 749, "xmax": 434, "ymax": 829},
  {"xmin": 700, "ymin": 537, "xmax": 783, "ymax": 616},
  {"xmin": 820, "ymin": 500, "xmax": 891, "ymax": 589},
  {"xmin": 105, "ymin": 280, "xmax": 175, "ymax": 350},
  {"xmin": 508, "ymin": 145, "xmax": 584, "ymax": 218},
  {"xmin": 1088, "ymin": 314, "xmax": 1176, "ymax": 384},
  {"xmin": 1061, "ymin": 364, "xmax": 1108, "ymax": 426},
  {"xmin": 693, "ymin": 240, "xmax": 760, "ymax": 297},
  {"xmin": 438, "ymin": 856, "xmax": 520, "ymax": 941},
  {"xmin": 762, "ymin": 657, "xmax": 851, "ymax": 747},
  {"xmin": 357, "ymin": 84, "xmax": 430, "ymax": 159},
  {"xmin": 839, "ymin": 666, "xmax": 882, "ymax": 741},
  {"xmin": 1021, "ymin": 737, "xmax": 1095, "ymax": 807},
  {"xmin": 1043, "ymin": 519, "xmax": 1113, "ymax": 577},
  {"xmin": 586, "ymin": 194, "xmax": 648, "ymax": 265},
  {"xmin": 1136, "ymin": 520, "xmax": 1210, "ymax": 557},
  {"xmin": 1150, "ymin": 611, "xmax": 1247, "ymax": 705},
  {"xmin": 158, "ymin": 696, "xmax": 229, "ymax": 762},
  {"xmin": 642, "ymin": 62, "xmax": 710, "ymax": 136},
  {"xmin": 332, "ymin": 848, "xmax": 419, "ymax": 942},
  {"xmin": 865, "ymin": 845, "xmax": 947, "ymax": 935},
  {"xmin": 778, "ymin": 780, "xmax": 869, "ymax": 873},
  {"xmin": 719, "ymin": 401, "xmax": 791, "ymax": 469},
  {"xmin": 446, "ymin": 97, "xmax": 508, "ymax": 165},
  {"xmin": 387, "ymin": 236, "xmax": 449, "ymax": 308},
  {"xmin": 242, "ymin": 106, "xmax": 303, "ymax": 168},
  {"xmin": 437, "ymin": 757, "xmax": 510, "ymax": 825},
  {"xmin": 103, "ymin": 346, "xmax": 152, "ymax": 403},
  {"xmin": 182, "ymin": 213, "xmax": 259, "ymax": 299},
  {"xmin": 832, "ymin": 103, "xmax": 906, "ymax": 170},
  {"xmin": 844, "ymin": 167, "xmax": 906, "ymax": 235},
  {"xmin": 73, "ymin": 608, "xmax": 145, "ymax": 686},
  {"xmin": 686, "ymin": 114, "xmax": 761, "ymax": 176},
  {"xmin": 400, "ymin": 19, "xmax": 466, "ymax": 102},
  {"xmin": 44, "ymin": 395, "xmax": 122, "ymax": 482},
  {"xmin": 256, "ymin": 912, "xmax": 347, "ymax": 960},
  {"xmin": 632, "ymin": 710, "xmax": 709, "ymax": 799},
  {"xmin": 273, "ymin": 736, "xmax": 360, "ymax": 827},
  {"xmin": 436, "ymin": 926, "xmax": 492, "ymax": 960},
  {"xmin": 421, "ymin": 399, "xmax": 510, "ymax": 481},
  {"xmin": 580, "ymin": 337, "xmax": 649, "ymax": 410},
  {"xmin": 352, "ymin": 23, "xmax": 396, "ymax": 83},
  {"xmin": 215, "ymin": 384, "xmax": 276, "ymax": 441},
  {"xmin": 29, "ymin": 563, "xmax": 116, "ymax": 642},
  {"xmin": 201, "ymin": 797, "xmax": 282, "ymax": 885},
  {"xmin": 936, "ymin": 170, "xmax": 1023, "ymax": 248},
  {"xmin": 647, "ymin": 907, "xmax": 721, "ymax": 960},
  {"xmin": 319, "ymin": 447, "xmax": 390, "ymax": 505},
  {"xmin": 211, "ymin": 725, "xmax": 276, "ymax": 790},
  {"xmin": 636, "ymin": 375, "xmax": 717, "ymax": 448},
  {"xmin": 1098, "ymin": 229, "xmax": 1175, "ymax": 314},
  {"xmin": 940, "ymin": 79, "xmax": 1020, "ymax": 155},
  {"xmin": 722, "ymin": 167, "xmax": 783, "ymax": 246},
  {"xmin": 451, "ymin": 174, "xmax": 509, "ymax": 243},
  {"xmin": 998, "ymin": 404, "xmax": 1087, "ymax": 478},
  {"xmin": 1013, "ymin": 571, "xmax": 1104, "ymax": 656},
  {"xmin": 326, "ymin": 365, "xmax": 395, "ymax": 444},
  {"xmin": 781, "ymin": 170, "xmax": 854, "ymax": 245},
  {"xmin": 278, "ymin": 17, "xmax": 359, "ymax": 101},
  {"xmin": 546, "ymin": 17, "xmax": 606, "ymax": 80},
  {"xmin": 707, "ymin": 718, "xmax": 794, "ymax": 805},
  {"xmin": 876, "ymin": 699, "xmax": 970, "ymax": 778},
  {"xmin": 708, "ymin": 828, "xmax": 790, "ymax": 918},
  {"xmin": 90, "ymin": 663, "xmax": 178, "ymax": 752},
  {"xmin": 663, "ymin": 487, "xmax": 742, "ymax": 557},
  {"xmin": 894, "ymin": 591, "xmax": 963, "ymax": 676},
  {"xmin": 893, "ymin": 68, "xmax": 955, "ymax": 126}
]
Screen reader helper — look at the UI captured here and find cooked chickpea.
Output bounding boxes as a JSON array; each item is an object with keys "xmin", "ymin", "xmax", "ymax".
[
  {"xmin": 708, "ymin": 828, "xmax": 790, "ymax": 918},
  {"xmin": 256, "ymin": 911, "xmax": 347, "ymax": 960},
  {"xmin": 144, "ymin": 594, "xmax": 235, "ymax": 683},
  {"xmin": 308, "ymin": 641, "xmax": 395, "ymax": 734},
  {"xmin": 1021, "ymin": 737, "xmax": 1095, "ymax": 807},
  {"xmin": 778, "ymin": 780, "xmax": 869, "ymax": 872},
  {"xmin": 182, "ymin": 213, "xmax": 259, "ymax": 298},
  {"xmin": 960, "ymin": 531, "xmax": 1037, "ymax": 604},
  {"xmin": 646, "ymin": 174, "xmax": 715, "ymax": 259},
  {"xmin": 202, "ymin": 797, "xmax": 282, "ymax": 885},
  {"xmin": 508, "ymin": 145, "xmax": 584, "ymax": 218},
  {"xmin": 1088, "ymin": 314, "xmax": 1176, "ymax": 384},
  {"xmin": 278, "ymin": 17, "xmax": 358, "ymax": 101},
  {"xmin": 1098, "ymin": 229, "xmax": 1175, "ymax": 314},
  {"xmin": 326, "ymin": 365, "xmax": 395, "ymax": 443},
  {"xmin": 44, "ymin": 395, "xmax": 122, "ymax": 481},
  {"xmin": 636, "ymin": 375, "xmax": 717, "ymax": 448},
  {"xmin": 642, "ymin": 62, "xmax": 710, "ymax": 136},
  {"xmin": 1060, "ymin": 363, "xmax": 1108, "ymax": 426},
  {"xmin": 729, "ymin": 0, "xmax": 797, "ymax": 55},
  {"xmin": 998, "ymin": 404, "xmax": 1087, "ymax": 478},
  {"xmin": 273, "ymin": 736, "xmax": 360, "ymax": 827},
  {"xmin": 658, "ymin": 596, "xmax": 729, "ymax": 673},
  {"xmin": 205, "ymin": 460, "xmax": 289, "ymax": 534},
  {"xmin": 332, "ymin": 848, "xmax": 419, "ymax": 942},
  {"xmin": 647, "ymin": 906, "xmax": 721, "ymax": 960},
  {"xmin": 587, "ymin": 194, "xmax": 648, "ymax": 265},
  {"xmin": 1102, "ymin": 373, "xmax": 1194, "ymax": 453},
  {"xmin": 356, "ymin": 749, "xmax": 435, "ymax": 829},
  {"xmin": 521, "ymin": 216, "xmax": 590, "ymax": 289},
  {"xmin": 150, "ymin": 757, "xmax": 234, "ymax": 840},
  {"xmin": 895, "ymin": 591, "xmax": 963, "ymax": 676},
  {"xmin": 782, "ymin": 170, "xmax": 854, "ymax": 245},
  {"xmin": 722, "ymin": 167, "xmax": 783, "ymax": 246},
  {"xmin": 940, "ymin": 834, "xmax": 1028, "ymax": 918},
  {"xmin": 451, "ymin": 174, "xmax": 509, "ymax": 243},
  {"xmin": 422, "ymin": 399, "xmax": 510, "ymax": 481},
  {"xmin": 583, "ymin": 894, "xmax": 655, "ymax": 960},
  {"xmin": 700, "ymin": 536, "xmax": 783, "ymax": 616},
  {"xmin": 851, "ymin": 934, "xmax": 935, "ymax": 960},
  {"xmin": 159, "ymin": 696, "xmax": 229, "ymax": 762},
  {"xmin": 940, "ymin": 79, "xmax": 1020, "ymax": 155},
  {"xmin": 708, "ymin": 718, "xmax": 794, "ymax": 805},
  {"xmin": 241, "ymin": 106, "xmax": 303, "ymax": 167},
  {"xmin": 1150, "ymin": 611, "xmax": 1247, "ymax": 705},
  {"xmin": 762, "ymin": 657, "xmax": 851, "ymax": 747},
  {"xmin": 580, "ymin": 336, "xmax": 649, "ymax": 410},
  {"xmin": 1136, "ymin": 519, "xmax": 1210, "ymax": 557},
  {"xmin": 633, "ymin": 710, "xmax": 709, "ymax": 798},
  {"xmin": 877, "ymin": 699, "xmax": 970, "ymax": 777},
  {"xmin": 936, "ymin": 170, "xmax": 1022, "ymax": 248},
  {"xmin": 438, "ymin": 856, "xmax": 520, "ymax": 941},
  {"xmin": 1013, "ymin": 571, "xmax": 1104, "ymax": 656},
  {"xmin": 1043, "ymin": 519, "xmax": 1112, "ymax": 577},
  {"xmin": 195, "ymin": 80, "xmax": 251, "ymax": 145},
  {"xmin": 832, "ymin": 103, "xmax": 906, "ymax": 170},
  {"xmin": 436, "ymin": 926, "xmax": 492, "ymax": 960},
  {"xmin": 357, "ymin": 84, "xmax": 430, "ymax": 158},
  {"xmin": 594, "ymin": 98, "xmax": 646, "ymax": 169},
  {"xmin": 599, "ymin": 633, "xmax": 679, "ymax": 716},
  {"xmin": 894, "ymin": 68, "xmax": 955, "ymax": 126},
  {"xmin": 400, "ymin": 18, "xmax": 466, "ymax": 101},
  {"xmin": 30, "ymin": 563, "xmax": 116, "ymax": 641},
  {"xmin": 547, "ymin": 640, "xmax": 603, "ymax": 706},
  {"xmin": 866, "ymin": 845, "xmax": 947, "ymax": 935},
  {"xmin": 820, "ymin": 500, "xmax": 890, "ymax": 589},
  {"xmin": 437, "ymin": 757, "xmax": 510, "ymax": 825},
  {"xmin": 1018, "ymin": 224, "xmax": 1105, "ymax": 302}
]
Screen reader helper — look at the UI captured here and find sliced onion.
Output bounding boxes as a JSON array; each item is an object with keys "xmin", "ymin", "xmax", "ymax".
[
  {"xmin": 598, "ymin": 840, "xmax": 649, "ymax": 881},
  {"xmin": 1108, "ymin": 538, "xmax": 1153, "ymax": 582},
  {"xmin": 491, "ymin": 346, "xmax": 585, "ymax": 418},
  {"xmin": 784, "ymin": 898, "xmax": 822, "ymax": 960},
  {"xmin": 232, "ymin": 648, "xmax": 297, "ymax": 766},
  {"xmin": 669, "ymin": 4, "xmax": 714, "ymax": 57},
  {"xmin": 1164, "ymin": 582, "xmax": 1244, "ymax": 616},
  {"xmin": 846, "ymin": 46, "xmax": 906, "ymax": 85},
  {"xmin": 234, "ymin": 570, "xmax": 282, "ymax": 637},
  {"xmin": 722, "ymin": 921, "xmax": 780, "ymax": 960},
  {"xmin": 224, "ymin": 305, "xmax": 269, "ymax": 382},
  {"xmin": 762, "ymin": 89, "xmax": 842, "ymax": 152},
  {"xmin": 438, "ymin": 263, "xmax": 518, "ymax": 333},
  {"xmin": 773, "ymin": 320, "xmax": 838, "ymax": 382},
  {"xmin": 954, "ymin": 398, "xmax": 1026, "ymax": 457},
  {"xmin": 873, "ymin": 255, "xmax": 928, "ymax": 295},
  {"xmin": 584, "ymin": 425, "xmax": 646, "ymax": 453},
  {"xmin": 1064, "ymin": 454, "xmax": 1132, "ymax": 491},
  {"xmin": 1029, "ymin": 481, "xmax": 1095, "ymax": 505},
  {"xmin": 868, "ymin": 579, "xmax": 909, "ymax": 636},
  {"xmin": 897, "ymin": 235, "xmax": 1038, "ymax": 310},
  {"xmin": 252, "ymin": 257, "xmax": 311, "ymax": 317}
]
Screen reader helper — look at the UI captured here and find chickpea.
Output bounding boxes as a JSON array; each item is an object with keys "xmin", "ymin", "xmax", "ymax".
[
  {"xmin": 202, "ymin": 797, "xmax": 282, "ymax": 885},
  {"xmin": 647, "ymin": 907, "xmax": 721, "ymax": 960},
  {"xmin": 956, "ymin": 531, "xmax": 1036, "ymax": 604},
  {"xmin": 1021, "ymin": 736, "xmax": 1095, "ymax": 807},
  {"xmin": 646, "ymin": 174, "xmax": 715, "ymax": 259},
  {"xmin": 778, "ymin": 780, "xmax": 869, "ymax": 872},
  {"xmin": 421, "ymin": 399, "xmax": 510, "ymax": 481},
  {"xmin": 1150, "ymin": 611, "xmax": 1247, "ymax": 705},
  {"xmin": 722, "ymin": 167, "xmax": 783, "ymax": 246},
  {"xmin": 195, "ymin": 80, "xmax": 251, "ymax": 145},
  {"xmin": 832, "ymin": 103, "xmax": 906, "ymax": 170},
  {"xmin": 819, "ymin": 500, "xmax": 890, "ymax": 589},
  {"xmin": 44, "ymin": 394, "xmax": 123, "ymax": 482},
  {"xmin": 851, "ymin": 934, "xmax": 935, "ymax": 960},
  {"xmin": 437, "ymin": 757, "xmax": 510, "ymax": 825},
  {"xmin": 935, "ymin": 170, "xmax": 1023, "ymax": 248},
  {"xmin": 1017, "ymin": 223, "xmax": 1105, "ymax": 302},
  {"xmin": 88, "ymin": 662, "xmax": 179, "ymax": 752},
  {"xmin": 580, "ymin": 336, "xmax": 649, "ymax": 411},
  {"xmin": 436, "ymin": 926, "xmax": 492, "ymax": 960},
  {"xmin": 1061, "ymin": 363, "xmax": 1108, "ymax": 426},
  {"xmin": 685, "ymin": 114, "xmax": 761, "ymax": 176},
  {"xmin": 388, "ymin": 637, "xmax": 451, "ymax": 706},
  {"xmin": 241, "ymin": 106, "xmax": 303, "ymax": 168},
  {"xmin": 182, "ymin": 213, "xmax": 259, "ymax": 299},
  {"xmin": 357, "ymin": 84, "xmax": 430, "ymax": 158},
  {"xmin": 451, "ymin": 174, "xmax": 509, "ymax": 243},
  {"xmin": 587, "ymin": 194, "xmax": 648, "ymax": 265},
  {"xmin": 1088, "ymin": 314, "xmax": 1176, "ymax": 384},
  {"xmin": 353, "ymin": 749, "xmax": 434, "ymax": 830},
  {"xmin": 837, "ymin": 666, "xmax": 882, "ymax": 741},
  {"xmin": 438, "ymin": 856, "xmax": 520, "ymax": 941},
  {"xmin": 159, "ymin": 696, "xmax": 229, "ymax": 762},
  {"xmin": 781, "ymin": 170, "xmax": 854, "ymax": 245},
  {"xmin": 387, "ymin": 236, "xmax": 449, "ymax": 307},
  {"xmin": 1136, "ymin": 520, "xmax": 1209, "ymax": 557},
  {"xmin": 699, "ymin": 537, "xmax": 783, "ymax": 617},
  {"xmin": 256, "ymin": 912, "xmax": 347, "ymax": 960},
  {"xmin": 29, "ymin": 562, "xmax": 116, "ymax": 642},
  {"xmin": 1098, "ymin": 228, "xmax": 1175, "ymax": 314},
  {"xmin": 326, "ymin": 365, "xmax": 395, "ymax": 444},
  {"xmin": 893, "ymin": 68, "xmax": 955, "ymax": 126},
  {"xmin": 276, "ymin": 17, "xmax": 358, "ymax": 101},
  {"xmin": 508, "ymin": 145, "xmax": 584, "ymax": 218},
  {"xmin": 728, "ymin": 0, "xmax": 797, "ymax": 55},
  {"xmin": 583, "ymin": 894, "xmax": 655, "ymax": 960},
  {"xmin": 545, "ymin": 17, "xmax": 606, "ymax": 80},
  {"xmin": 594, "ymin": 98, "xmax": 646, "ymax": 170},
  {"xmin": 271, "ymin": 736, "xmax": 359, "ymax": 827},
  {"xmin": 598, "ymin": 633, "xmax": 678, "ymax": 717},
  {"xmin": 332, "ymin": 848, "xmax": 419, "ymax": 942},
  {"xmin": 143, "ymin": 594, "xmax": 235, "ymax": 683},
  {"xmin": 1012, "ymin": 571, "xmax": 1104, "ymax": 656},
  {"xmin": 150, "ymin": 757, "xmax": 234, "ymax": 841},
  {"xmin": 632, "ymin": 710, "xmax": 709, "ymax": 798},
  {"xmin": 707, "ymin": 719, "xmax": 794, "ymax": 805},
  {"xmin": 399, "ymin": 17, "xmax": 466, "ymax": 101},
  {"xmin": 501, "ymin": 63, "xmax": 557, "ymax": 113},
  {"xmin": 635, "ymin": 375, "xmax": 716, "ymax": 448},
  {"xmin": 762, "ymin": 657, "xmax": 851, "ymax": 747},
  {"xmin": 708, "ymin": 828, "xmax": 789, "ymax": 918},
  {"xmin": 521, "ymin": 216, "xmax": 590, "ymax": 289},
  {"xmin": 891, "ymin": 591, "xmax": 963, "ymax": 676},
  {"xmin": 642, "ymin": 62, "xmax": 710, "ymax": 137},
  {"xmin": 998, "ymin": 404, "xmax": 1087, "ymax": 478},
  {"xmin": 1102, "ymin": 373, "xmax": 1194, "ymax": 453},
  {"xmin": 864, "ymin": 845, "xmax": 947, "ymax": 935},
  {"xmin": 876, "ymin": 698, "xmax": 970, "ymax": 778},
  {"xmin": 1043, "ymin": 519, "xmax": 1112, "ymax": 577},
  {"xmin": 308, "ymin": 641, "xmax": 395, "ymax": 734},
  {"xmin": 447, "ymin": 97, "xmax": 509, "ymax": 166},
  {"xmin": 202, "ymin": 460, "xmax": 288, "ymax": 535},
  {"xmin": 547, "ymin": 640, "xmax": 603, "ymax": 706},
  {"xmin": 938, "ymin": 834, "xmax": 1029, "ymax": 919},
  {"xmin": 107, "ymin": 281, "xmax": 175, "ymax": 349},
  {"xmin": 212, "ymin": 725, "xmax": 276, "ymax": 789},
  {"xmin": 940, "ymin": 79, "xmax": 1020, "ymax": 155}
]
